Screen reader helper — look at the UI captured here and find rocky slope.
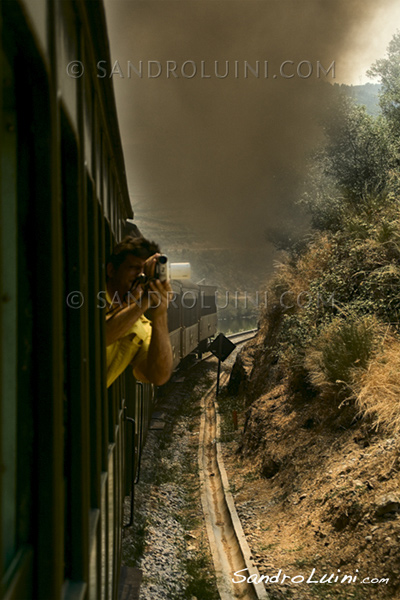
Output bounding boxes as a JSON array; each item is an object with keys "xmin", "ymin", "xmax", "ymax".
[{"xmin": 221, "ymin": 332, "xmax": 400, "ymax": 600}]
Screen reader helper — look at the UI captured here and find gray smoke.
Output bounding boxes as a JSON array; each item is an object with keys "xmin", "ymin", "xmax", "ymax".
[{"xmin": 104, "ymin": 0, "xmax": 396, "ymax": 284}]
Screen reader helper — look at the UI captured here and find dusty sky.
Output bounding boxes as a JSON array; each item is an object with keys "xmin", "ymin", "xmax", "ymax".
[{"xmin": 103, "ymin": 0, "xmax": 399, "ymax": 277}]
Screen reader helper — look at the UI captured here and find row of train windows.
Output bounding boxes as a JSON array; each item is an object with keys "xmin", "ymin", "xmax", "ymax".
[{"xmin": 1, "ymin": 33, "xmax": 126, "ymax": 596}]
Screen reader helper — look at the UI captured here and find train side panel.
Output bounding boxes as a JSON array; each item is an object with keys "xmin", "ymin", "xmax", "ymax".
[
  {"xmin": 0, "ymin": 2, "xmax": 144, "ymax": 599},
  {"xmin": 167, "ymin": 280, "xmax": 183, "ymax": 369},
  {"xmin": 199, "ymin": 284, "xmax": 218, "ymax": 351},
  {"xmin": 167, "ymin": 281, "xmax": 218, "ymax": 365},
  {"xmin": 179, "ymin": 280, "xmax": 200, "ymax": 357},
  {"xmin": 0, "ymin": 3, "xmax": 218, "ymax": 600}
]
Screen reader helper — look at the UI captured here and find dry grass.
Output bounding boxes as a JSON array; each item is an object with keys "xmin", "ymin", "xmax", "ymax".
[
  {"xmin": 353, "ymin": 334, "xmax": 400, "ymax": 436},
  {"xmin": 304, "ymin": 313, "xmax": 383, "ymax": 400},
  {"xmin": 305, "ymin": 313, "xmax": 400, "ymax": 436},
  {"xmin": 272, "ymin": 233, "xmax": 333, "ymax": 302}
]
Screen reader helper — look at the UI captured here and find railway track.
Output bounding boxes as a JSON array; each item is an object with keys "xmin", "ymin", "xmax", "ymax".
[
  {"xmin": 198, "ymin": 375, "xmax": 269, "ymax": 599},
  {"xmin": 183, "ymin": 328, "xmax": 258, "ymax": 372},
  {"xmin": 197, "ymin": 328, "xmax": 258, "ymax": 365},
  {"xmin": 226, "ymin": 328, "xmax": 258, "ymax": 344}
]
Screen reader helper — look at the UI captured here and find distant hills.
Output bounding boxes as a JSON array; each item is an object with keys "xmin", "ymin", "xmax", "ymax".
[
  {"xmin": 134, "ymin": 210, "xmax": 269, "ymax": 292},
  {"xmin": 334, "ymin": 82, "xmax": 381, "ymax": 115}
]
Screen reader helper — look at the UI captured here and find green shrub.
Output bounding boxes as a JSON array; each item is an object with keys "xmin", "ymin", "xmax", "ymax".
[{"xmin": 305, "ymin": 314, "xmax": 381, "ymax": 399}]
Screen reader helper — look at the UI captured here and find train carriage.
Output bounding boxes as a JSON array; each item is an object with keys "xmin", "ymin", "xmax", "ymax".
[
  {"xmin": 0, "ymin": 1, "xmax": 153, "ymax": 598},
  {"xmin": 0, "ymin": 2, "xmax": 218, "ymax": 599}
]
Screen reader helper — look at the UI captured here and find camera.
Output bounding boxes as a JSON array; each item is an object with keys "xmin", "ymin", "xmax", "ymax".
[
  {"xmin": 154, "ymin": 255, "xmax": 192, "ymax": 281},
  {"xmin": 154, "ymin": 254, "xmax": 168, "ymax": 282},
  {"xmin": 129, "ymin": 257, "xmax": 168, "ymax": 291},
  {"xmin": 130, "ymin": 255, "xmax": 192, "ymax": 290}
]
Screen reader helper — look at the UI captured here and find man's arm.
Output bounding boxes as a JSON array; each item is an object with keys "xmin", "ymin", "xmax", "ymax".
[
  {"xmin": 105, "ymin": 297, "xmax": 148, "ymax": 346},
  {"xmin": 134, "ymin": 280, "xmax": 173, "ymax": 386},
  {"xmin": 105, "ymin": 252, "xmax": 160, "ymax": 346}
]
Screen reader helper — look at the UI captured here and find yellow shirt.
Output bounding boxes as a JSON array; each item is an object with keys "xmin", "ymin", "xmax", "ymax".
[{"xmin": 106, "ymin": 292, "xmax": 152, "ymax": 388}]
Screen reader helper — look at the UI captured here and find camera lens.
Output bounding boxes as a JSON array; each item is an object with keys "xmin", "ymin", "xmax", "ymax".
[{"xmin": 158, "ymin": 255, "xmax": 168, "ymax": 264}]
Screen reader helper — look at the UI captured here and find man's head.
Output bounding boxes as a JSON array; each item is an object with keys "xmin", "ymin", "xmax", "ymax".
[{"xmin": 106, "ymin": 236, "xmax": 160, "ymax": 296}]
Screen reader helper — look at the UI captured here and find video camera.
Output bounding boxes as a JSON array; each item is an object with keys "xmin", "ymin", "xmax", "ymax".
[
  {"xmin": 155, "ymin": 255, "xmax": 191, "ymax": 281},
  {"xmin": 132, "ymin": 254, "xmax": 191, "ymax": 289},
  {"xmin": 154, "ymin": 254, "xmax": 169, "ymax": 282}
]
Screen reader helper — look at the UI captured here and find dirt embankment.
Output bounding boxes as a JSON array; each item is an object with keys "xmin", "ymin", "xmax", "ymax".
[{"xmin": 222, "ymin": 330, "xmax": 400, "ymax": 600}]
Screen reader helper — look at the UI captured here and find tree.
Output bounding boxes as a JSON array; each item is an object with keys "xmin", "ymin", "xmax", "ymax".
[
  {"xmin": 367, "ymin": 30, "xmax": 400, "ymax": 135},
  {"xmin": 323, "ymin": 98, "xmax": 395, "ymax": 200},
  {"xmin": 300, "ymin": 93, "xmax": 397, "ymax": 231}
]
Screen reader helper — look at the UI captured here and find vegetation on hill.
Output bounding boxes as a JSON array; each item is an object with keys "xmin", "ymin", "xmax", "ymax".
[
  {"xmin": 221, "ymin": 35, "xmax": 400, "ymax": 600},
  {"xmin": 258, "ymin": 31, "xmax": 400, "ymax": 435},
  {"xmin": 338, "ymin": 82, "xmax": 381, "ymax": 116}
]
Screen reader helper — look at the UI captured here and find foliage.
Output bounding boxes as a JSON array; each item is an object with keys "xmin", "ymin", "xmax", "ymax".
[
  {"xmin": 265, "ymin": 196, "xmax": 400, "ymax": 398},
  {"xmin": 353, "ymin": 334, "xmax": 400, "ymax": 436},
  {"xmin": 259, "ymin": 31, "xmax": 400, "ymax": 419},
  {"xmin": 367, "ymin": 30, "xmax": 400, "ymax": 135},
  {"xmin": 338, "ymin": 82, "xmax": 381, "ymax": 117},
  {"xmin": 301, "ymin": 96, "xmax": 398, "ymax": 231},
  {"xmin": 323, "ymin": 100, "xmax": 396, "ymax": 200},
  {"xmin": 305, "ymin": 313, "xmax": 381, "ymax": 398}
]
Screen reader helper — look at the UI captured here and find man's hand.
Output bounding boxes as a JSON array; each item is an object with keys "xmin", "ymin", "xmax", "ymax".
[
  {"xmin": 134, "ymin": 278, "xmax": 173, "ymax": 385},
  {"xmin": 143, "ymin": 253, "xmax": 160, "ymax": 279},
  {"xmin": 146, "ymin": 279, "xmax": 173, "ymax": 320}
]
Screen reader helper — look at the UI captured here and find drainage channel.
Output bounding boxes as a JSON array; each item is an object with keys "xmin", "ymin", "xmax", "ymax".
[{"xmin": 198, "ymin": 373, "xmax": 269, "ymax": 600}]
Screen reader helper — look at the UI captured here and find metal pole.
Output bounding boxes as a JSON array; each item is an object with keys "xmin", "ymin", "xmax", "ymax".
[
  {"xmin": 216, "ymin": 356, "xmax": 221, "ymax": 397},
  {"xmin": 216, "ymin": 334, "xmax": 223, "ymax": 397}
]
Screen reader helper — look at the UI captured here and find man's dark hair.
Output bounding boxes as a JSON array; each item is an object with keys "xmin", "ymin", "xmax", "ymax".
[{"xmin": 107, "ymin": 236, "xmax": 160, "ymax": 272}]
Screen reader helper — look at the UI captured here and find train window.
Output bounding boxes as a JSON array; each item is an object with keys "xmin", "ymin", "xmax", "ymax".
[
  {"xmin": 98, "ymin": 206, "xmax": 109, "ymax": 473},
  {"xmin": 83, "ymin": 67, "xmax": 93, "ymax": 178},
  {"xmin": 94, "ymin": 103, "xmax": 102, "ymax": 202},
  {"xmin": 87, "ymin": 173, "xmax": 103, "ymax": 509},
  {"xmin": 200, "ymin": 289, "xmax": 218, "ymax": 316},
  {"xmin": 1, "ymin": 47, "xmax": 19, "ymax": 579},
  {"xmin": 110, "ymin": 173, "xmax": 116, "ymax": 235},
  {"xmin": 182, "ymin": 289, "xmax": 199, "ymax": 327},
  {"xmin": 102, "ymin": 137, "xmax": 110, "ymax": 221},
  {"xmin": 167, "ymin": 283, "xmax": 182, "ymax": 332},
  {"xmin": 61, "ymin": 107, "xmax": 91, "ymax": 585},
  {"xmin": 57, "ymin": 1, "xmax": 79, "ymax": 130},
  {"xmin": 107, "ymin": 451, "xmax": 115, "ymax": 599}
]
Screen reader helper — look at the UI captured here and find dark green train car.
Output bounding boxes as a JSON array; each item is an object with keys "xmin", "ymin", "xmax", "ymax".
[{"xmin": 0, "ymin": 1, "xmax": 152, "ymax": 598}]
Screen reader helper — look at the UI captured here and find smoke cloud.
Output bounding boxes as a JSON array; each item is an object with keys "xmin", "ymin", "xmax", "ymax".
[{"xmin": 104, "ymin": 0, "xmax": 397, "ymax": 285}]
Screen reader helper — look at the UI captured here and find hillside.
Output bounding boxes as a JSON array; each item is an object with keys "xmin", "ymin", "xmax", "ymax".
[
  {"xmin": 217, "ymin": 36, "xmax": 400, "ymax": 599},
  {"xmin": 219, "ymin": 333, "xmax": 400, "ymax": 600},
  {"xmin": 220, "ymin": 196, "xmax": 400, "ymax": 598}
]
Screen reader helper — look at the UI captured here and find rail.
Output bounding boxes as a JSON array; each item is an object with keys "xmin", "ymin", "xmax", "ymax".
[
  {"xmin": 226, "ymin": 328, "xmax": 258, "ymax": 343},
  {"xmin": 199, "ymin": 375, "xmax": 269, "ymax": 599}
]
